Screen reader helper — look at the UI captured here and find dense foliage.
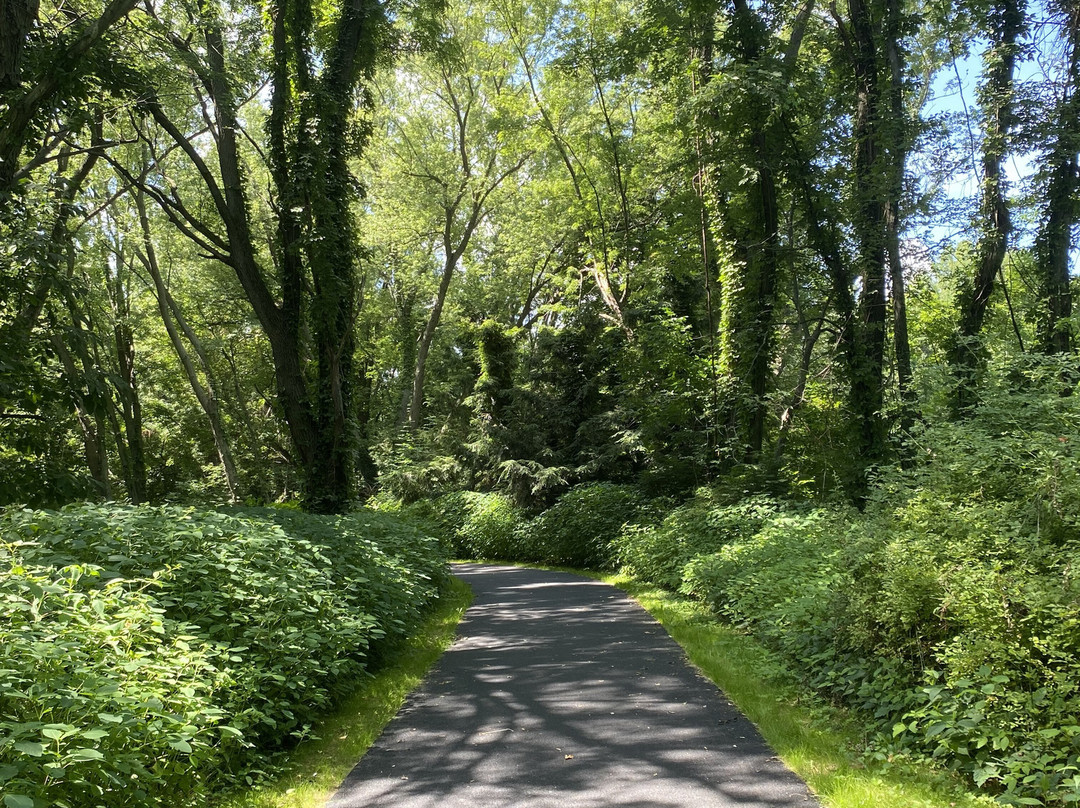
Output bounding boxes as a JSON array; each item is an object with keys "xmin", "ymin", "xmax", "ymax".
[
  {"xmin": 1, "ymin": 0, "xmax": 1078, "ymax": 803},
  {"xmin": 0, "ymin": 505, "xmax": 446, "ymax": 806},
  {"xmin": 3, "ymin": 0, "xmax": 1076, "ymax": 510}
]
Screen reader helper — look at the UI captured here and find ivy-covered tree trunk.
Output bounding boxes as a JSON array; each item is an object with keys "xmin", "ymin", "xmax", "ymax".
[
  {"xmin": 142, "ymin": 0, "xmax": 385, "ymax": 512},
  {"xmin": 296, "ymin": 0, "xmax": 379, "ymax": 509},
  {"xmin": 883, "ymin": 0, "xmax": 914, "ymax": 421},
  {"xmin": 1035, "ymin": 4, "xmax": 1077, "ymax": 355},
  {"xmin": 712, "ymin": 0, "xmax": 781, "ymax": 463},
  {"xmin": 468, "ymin": 320, "xmax": 518, "ymax": 481},
  {"xmin": 949, "ymin": 0, "xmax": 1025, "ymax": 412},
  {"xmin": 839, "ymin": 0, "xmax": 890, "ymax": 476}
]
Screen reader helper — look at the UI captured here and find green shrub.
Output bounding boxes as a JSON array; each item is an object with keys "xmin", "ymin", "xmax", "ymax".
[
  {"xmin": 613, "ymin": 491, "xmax": 789, "ymax": 588},
  {"xmin": 628, "ymin": 369, "xmax": 1080, "ymax": 804},
  {"xmin": 0, "ymin": 561, "xmax": 231, "ymax": 807},
  {"xmin": 0, "ymin": 503, "xmax": 447, "ymax": 807},
  {"xmin": 426, "ymin": 491, "xmax": 524, "ymax": 559},
  {"xmin": 855, "ymin": 498, "xmax": 1080, "ymax": 805},
  {"xmin": 662, "ymin": 467, "xmax": 1080, "ymax": 804},
  {"xmin": 515, "ymin": 482, "xmax": 647, "ymax": 568}
]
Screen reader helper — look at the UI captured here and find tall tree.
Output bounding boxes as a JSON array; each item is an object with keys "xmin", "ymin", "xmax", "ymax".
[
  {"xmin": 709, "ymin": 0, "xmax": 784, "ymax": 462},
  {"xmin": 1033, "ymin": 0, "xmax": 1078, "ymax": 355},
  {"xmin": 126, "ymin": 0, "xmax": 388, "ymax": 510},
  {"xmin": 368, "ymin": 2, "xmax": 530, "ymax": 432},
  {"xmin": 948, "ymin": 0, "xmax": 1026, "ymax": 412}
]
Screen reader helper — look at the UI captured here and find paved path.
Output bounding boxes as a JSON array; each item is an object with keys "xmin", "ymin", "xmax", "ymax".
[{"xmin": 328, "ymin": 563, "xmax": 821, "ymax": 808}]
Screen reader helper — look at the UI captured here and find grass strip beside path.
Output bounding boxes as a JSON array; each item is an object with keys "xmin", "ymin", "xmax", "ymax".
[
  {"xmin": 221, "ymin": 576, "xmax": 473, "ymax": 808},
  {"xmin": 609, "ymin": 575, "xmax": 997, "ymax": 808}
]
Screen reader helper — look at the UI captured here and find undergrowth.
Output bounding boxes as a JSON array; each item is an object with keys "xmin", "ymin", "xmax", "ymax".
[{"xmin": 0, "ymin": 504, "xmax": 447, "ymax": 807}]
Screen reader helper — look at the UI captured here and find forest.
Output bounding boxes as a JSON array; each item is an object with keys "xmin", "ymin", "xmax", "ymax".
[{"xmin": 0, "ymin": 0, "xmax": 1078, "ymax": 802}]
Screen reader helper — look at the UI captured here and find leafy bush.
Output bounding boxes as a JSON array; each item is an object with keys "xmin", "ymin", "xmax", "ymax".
[
  {"xmin": 0, "ymin": 562, "xmax": 231, "ymax": 807},
  {"xmin": 643, "ymin": 480, "xmax": 1080, "ymax": 805},
  {"xmin": 0, "ymin": 504, "xmax": 446, "ymax": 807},
  {"xmin": 423, "ymin": 491, "xmax": 524, "ymax": 559},
  {"xmin": 613, "ymin": 491, "xmax": 789, "ymax": 588},
  {"xmin": 515, "ymin": 482, "xmax": 647, "ymax": 568}
]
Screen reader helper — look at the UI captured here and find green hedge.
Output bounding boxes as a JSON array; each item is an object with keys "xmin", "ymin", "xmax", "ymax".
[
  {"xmin": 0, "ymin": 504, "xmax": 447, "ymax": 808},
  {"xmin": 675, "ymin": 497, "xmax": 1080, "ymax": 806},
  {"xmin": 515, "ymin": 482, "xmax": 649, "ymax": 568},
  {"xmin": 613, "ymin": 492, "xmax": 791, "ymax": 589},
  {"xmin": 400, "ymin": 484, "xmax": 653, "ymax": 569}
]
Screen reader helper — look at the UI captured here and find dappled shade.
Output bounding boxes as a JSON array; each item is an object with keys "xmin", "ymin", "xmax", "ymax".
[{"xmin": 329, "ymin": 564, "xmax": 819, "ymax": 808}]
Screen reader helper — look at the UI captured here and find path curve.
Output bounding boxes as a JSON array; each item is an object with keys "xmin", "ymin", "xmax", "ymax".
[{"xmin": 328, "ymin": 563, "xmax": 821, "ymax": 808}]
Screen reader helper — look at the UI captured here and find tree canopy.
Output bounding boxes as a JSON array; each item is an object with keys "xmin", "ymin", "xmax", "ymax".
[{"xmin": 0, "ymin": 0, "xmax": 1075, "ymax": 508}]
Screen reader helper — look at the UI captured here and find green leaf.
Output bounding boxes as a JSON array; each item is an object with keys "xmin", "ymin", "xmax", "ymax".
[
  {"xmin": 4, "ymin": 796, "xmax": 35, "ymax": 808},
  {"xmin": 12, "ymin": 742, "xmax": 44, "ymax": 757},
  {"xmin": 67, "ymin": 748, "xmax": 104, "ymax": 762}
]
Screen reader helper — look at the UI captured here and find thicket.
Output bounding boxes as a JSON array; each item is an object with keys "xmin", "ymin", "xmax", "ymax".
[
  {"xmin": 0, "ymin": 504, "xmax": 447, "ymax": 807},
  {"xmin": 389, "ymin": 482, "xmax": 653, "ymax": 568},
  {"xmin": 614, "ymin": 362, "xmax": 1080, "ymax": 807}
]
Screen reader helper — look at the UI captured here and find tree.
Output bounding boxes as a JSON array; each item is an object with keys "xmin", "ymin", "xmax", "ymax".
[
  {"xmin": 948, "ymin": 0, "xmax": 1026, "ymax": 413},
  {"xmin": 0, "ymin": 0, "xmax": 139, "ymax": 196},
  {"xmin": 366, "ymin": 2, "xmax": 531, "ymax": 432},
  {"xmin": 1032, "ymin": 0, "xmax": 1078, "ymax": 355},
  {"xmin": 123, "ymin": 0, "xmax": 389, "ymax": 510}
]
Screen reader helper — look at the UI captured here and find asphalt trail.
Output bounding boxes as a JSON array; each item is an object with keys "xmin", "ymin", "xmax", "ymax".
[{"xmin": 327, "ymin": 563, "xmax": 821, "ymax": 808}]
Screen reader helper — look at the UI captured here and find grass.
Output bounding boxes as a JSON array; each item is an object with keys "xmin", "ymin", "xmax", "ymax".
[
  {"xmin": 607, "ymin": 574, "xmax": 997, "ymax": 808},
  {"xmin": 219, "ymin": 575, "xmax": 473, "ymax": 808}
]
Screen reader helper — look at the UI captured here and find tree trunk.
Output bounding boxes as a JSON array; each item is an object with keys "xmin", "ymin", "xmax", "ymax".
[
  {"xmin": 410, "ymin": 255, "xmax": 457, "ymax": 431},
  {"xmin": 107, "ymin": 254, "xmax": 147, "ymax": 503},
  {"xmin": 0, "ymin": 0, "xmax": 38, "ymax": 93},
  {"xmin": 774, "ymin": 299, "xmax": 829, "ymax": 464},
  {"xmin": 713, "ymin": 0, "xmax": 781, "ymax": 463},
  {"xmin": 949, "ymin": 0, "xmax": 1025, "ymax": 413},
  {"xmin": 883, "ymin": 0, "xmax": 915, "ymax": 428},
  {"xmin": 846, "ymin": 0, "xmax": 890, "ymax": 471},
  {"xmin": 50, "ymin": 326, "xmax": 111, "ymax": 497},
  {"xmin": 1035, "ymin": 7, "xmax": 1077, "ymax": 355},
  {"xmin": 148, "ymin": 0, "xmax": 383, "ymax": 512},
  {"xmin": 195, "ymin": 19, "xmax": 322, "ymax": 482}
]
